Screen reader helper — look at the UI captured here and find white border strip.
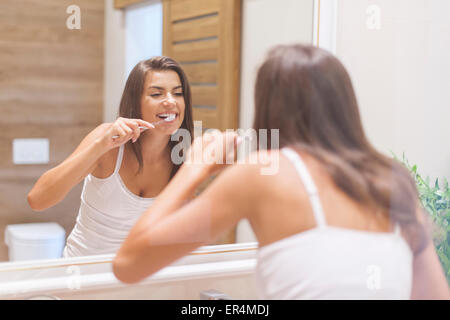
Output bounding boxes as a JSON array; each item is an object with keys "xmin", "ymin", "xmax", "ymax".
[
  {"xmin": 0, "ymin": 242, "xmax": 258, "ymax": 272},
  {"xmin": 312, "ymin": 0, "xmax": 320, "ymax": 47},
  {"xmin": 313, "ymin": 0, "xmax": 338, "ymax": 54}
]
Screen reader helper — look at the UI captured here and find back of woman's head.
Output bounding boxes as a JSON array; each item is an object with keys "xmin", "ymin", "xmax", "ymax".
[{"xmin": 253, "ymin": 44, "xmax": 429, "ymax": 254}]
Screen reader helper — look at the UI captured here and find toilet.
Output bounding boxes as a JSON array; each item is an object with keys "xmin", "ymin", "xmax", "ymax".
[{"xmin": 4, "ymin": 223, "xmax": 66, "ymax": 261}]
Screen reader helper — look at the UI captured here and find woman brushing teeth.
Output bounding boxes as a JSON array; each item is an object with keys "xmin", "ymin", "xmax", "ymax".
[{"xmin": 27, "ymin": 56, "xmax": 194, "ymax": 257}]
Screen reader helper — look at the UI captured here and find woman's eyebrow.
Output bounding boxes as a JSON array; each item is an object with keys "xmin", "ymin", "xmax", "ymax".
[
  {"xmin": 148, "ymin": 85, "xmax": 182, "ymax": 90},
  {"xmin": 148, "ymin": 86, "xmax": 165, "ymax": 90}
]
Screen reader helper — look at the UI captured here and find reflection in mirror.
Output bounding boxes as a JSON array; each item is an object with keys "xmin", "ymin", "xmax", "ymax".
[{"xmin": 0, "ymin": 0, "xmax": 315, "ymax": 265}]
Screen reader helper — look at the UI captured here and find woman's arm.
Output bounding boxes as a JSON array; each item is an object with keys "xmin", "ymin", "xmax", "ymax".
[
  {"xmin": 411, "ymin": 240, "xmax": 450, "ymax": 299},
  {"xmin": 27, "ymin": 118, "xmax": 153, "ymax": 211},
  {"xmin": 113, "ymin": 161, "xmax": 259, "ymax": 284},
  {"xmin": 411, "ymin": 208, "xmax": 450, "ymax": 299},
  {"xmin": 113, "ymin": 132, "xmax": 259, "ymax": 283}
]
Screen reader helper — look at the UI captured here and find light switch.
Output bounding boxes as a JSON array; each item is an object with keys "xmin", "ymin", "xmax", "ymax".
[{"xmin": 13, "ymin": 139, "xmax": 49, "ymax": 164}]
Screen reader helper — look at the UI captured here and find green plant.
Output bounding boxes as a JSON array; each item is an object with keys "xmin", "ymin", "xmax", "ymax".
[{"xmin": 392, "ymin": 152, "xmax": 450, "ymax": 285}]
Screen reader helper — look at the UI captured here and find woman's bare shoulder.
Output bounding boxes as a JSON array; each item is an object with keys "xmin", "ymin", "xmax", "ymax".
[
  {"xmin": 212, "ymin": 149, "xmax": 294, "ymax": 197},
  {"xmin": 241, "ymin": 148, "xmax": 319, "ymax": 202},
  {"xmin": 91, "ymin": 149, "xmax": 119, "ymax": 178},
  {"xmin": 91, "ymin": 138, "xmax": 120, "ymax": 179}
]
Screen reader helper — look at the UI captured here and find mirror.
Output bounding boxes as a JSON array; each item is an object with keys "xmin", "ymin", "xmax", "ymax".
[
  {"xmin": 2, "ymin": 0, "xmax": 311, "ymax": 264},
  {"xmin": 1, "ymin": 0, "xmax": 448, "ymax": 290}
]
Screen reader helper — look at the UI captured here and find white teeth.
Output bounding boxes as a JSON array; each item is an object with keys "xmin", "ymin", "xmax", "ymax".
[
  {"xmin": 164, "ymin": 114, "xmax": 176, "ymax": 121},
  {"xmin": 157, "ymin": 113, "xmax": 176, "ymax": 122}
]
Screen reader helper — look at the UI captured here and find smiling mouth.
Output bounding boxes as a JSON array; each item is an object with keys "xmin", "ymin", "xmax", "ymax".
[{"xmin": 157, "ymin": 113, "xmax": 178, "ymax": 123}]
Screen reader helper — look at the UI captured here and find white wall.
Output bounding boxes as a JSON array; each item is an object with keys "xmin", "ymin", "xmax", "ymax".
[
  {"xmin": 333, "ymin": 0, "xmax": 450, "ymax": 180},
  {"xmin": 124, "ymin": 0, "xmax": 162, "ymax": 78}
]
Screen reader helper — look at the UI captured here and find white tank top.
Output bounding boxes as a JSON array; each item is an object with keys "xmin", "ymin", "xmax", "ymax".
[
  {"xmin": 255, "ymin": 148, "xmax": 413, "ymax": 299},
  {"xmin": 63, "ymin": 145, "xmax": 155, "ymax": 257}
]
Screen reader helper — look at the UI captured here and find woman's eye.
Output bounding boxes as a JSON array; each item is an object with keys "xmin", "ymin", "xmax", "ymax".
[
  {"xmin": 150, "ymin": 93, "xmax": 162, "ymax": 97},
  {"xmin": 174, "ymin": 93, "xmax": 183, "ymax": 96}
]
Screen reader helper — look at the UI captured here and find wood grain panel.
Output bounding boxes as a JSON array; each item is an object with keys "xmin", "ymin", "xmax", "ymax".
[
  {"xmin": 0, "ymin": 0, "xmax": 104, "ymax": 261},
  {"xmin": 114, "ymin": 0, "xmax": 145, "ymax": 9},
  {"xmin": 164, "ymin": 0, "xmax": 240, "ymax": 245},
  {"xmin": 165, "ymin": 0, "xmax": 240, "ymax": 131},
  {"xmin": 0, "ymin": 0, "xmax": 104, "ymax": 22},
  {"xmin": 0, "ymin": 181, "xmax": 83, "ymax": 261},
  {"xmin": 170, "ymin": 0, "xmax": 220, "ymax": 22},
  {"xmin": 191, "ymin": 86, "xmax": 218, "ymax": 107},
  {"xmin": 192, "ymin": 107, "xmax": 220, "ymax": 129},
  {"xmin": 217, "ymin": 0, "xmax": 241, "ymax": 131},
  {"xmin": 0, "ymin": 79, "xmax": 102, "ymax": 125},
  {"xmin": 0, "ymin": 45, "xmax": 103, "ymax": 76},
  {"xmin": 182, "ymin": 62, "xmax": 218, "ymax": 84},
  {"xmin": 0, "ymin": 124, "xmax": 95, "ymax": 181},
  {"xmin": 0, "ymin": 10, "xmax": 103, "ymax": 45},
  {"xmin": 171, "ymin": 38, "xmax": 219, "ymax": 63},
  {"xmin": 0, "ymin": 1, "xmax": 104, "ymax": 127},
  {"xmin": 172, "ymin": 14, "xmax": 219, "ymax": 42}
]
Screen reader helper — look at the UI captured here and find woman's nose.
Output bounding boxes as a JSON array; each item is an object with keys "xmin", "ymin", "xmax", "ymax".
[{"xmin": 163, "ymin": 93, "xmax": 176, "ymax": 105}]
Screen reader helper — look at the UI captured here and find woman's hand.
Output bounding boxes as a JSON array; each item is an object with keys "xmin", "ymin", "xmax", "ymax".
[
  {"xmin": 28, "ymin": 119, "xmax": 154, "ymax": 211},
  {"xmin": 185, "ymin": 130, "xmax": 241, "ymax": 176},
  {"xmin": 98, "ymin": 117, "xmax": 154, "ymax": 150}
]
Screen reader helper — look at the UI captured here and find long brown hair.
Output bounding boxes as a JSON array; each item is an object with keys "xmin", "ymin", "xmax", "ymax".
[
  {"xmin": 253, "ymin": 44, "xmax": 429, "ymax": 254},
  {"xmin": 118, "ymin": 56, "xmax": 194, "ymax": 178}
]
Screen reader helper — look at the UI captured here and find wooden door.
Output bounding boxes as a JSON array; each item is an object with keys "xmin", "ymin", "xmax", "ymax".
[{"xmin": 163, "ymin": 0, "xmax": 241, "ymax": 132}]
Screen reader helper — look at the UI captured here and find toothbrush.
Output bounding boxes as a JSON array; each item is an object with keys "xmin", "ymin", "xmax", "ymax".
[{"xmin": 112, "ymin": 114, "xmax": 176, "ymax": 139}]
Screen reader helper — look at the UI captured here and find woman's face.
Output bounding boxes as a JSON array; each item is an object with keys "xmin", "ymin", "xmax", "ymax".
[{"xmin": 140, "ymin": 70, "xmax": 185, "ymax": 135}]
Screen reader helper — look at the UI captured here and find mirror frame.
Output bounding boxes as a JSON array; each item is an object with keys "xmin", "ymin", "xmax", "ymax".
[{"xmin": 0, "ymin": 242, "xmax": 258, "ymax": 299}]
